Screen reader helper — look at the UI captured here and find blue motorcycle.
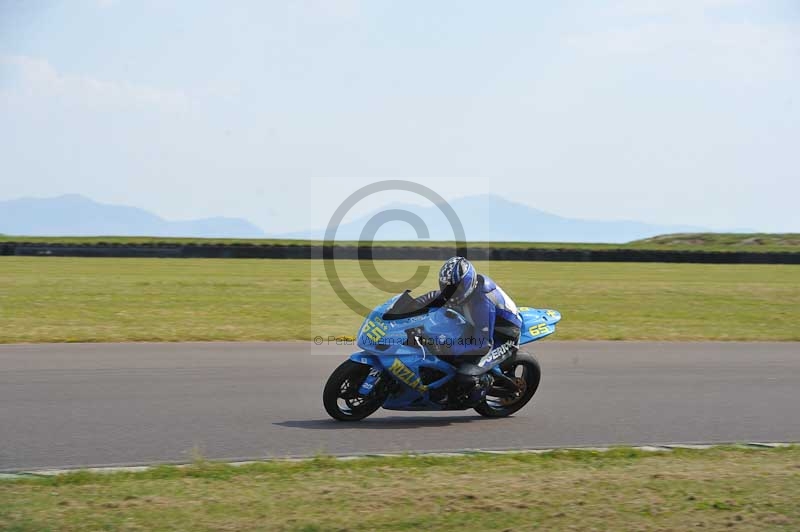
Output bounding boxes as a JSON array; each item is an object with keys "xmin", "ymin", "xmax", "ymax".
[{"xmin": 324, "ymin": 290, "xmax": 562, "ymax": 421}]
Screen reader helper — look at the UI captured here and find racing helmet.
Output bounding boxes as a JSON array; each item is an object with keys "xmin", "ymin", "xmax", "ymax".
[{"xmin": 438, "ymin": 256, "xmax": 478, "ymax": 306}]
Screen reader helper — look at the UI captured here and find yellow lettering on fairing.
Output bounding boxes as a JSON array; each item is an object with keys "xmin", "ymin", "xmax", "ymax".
[
  {"xmin": 362, "ymin": 318, "xmax": 388, "ymax": 343},
  {"xmin": 528, "ymin": 323, "xmax": 551, "ymax": 336},
  {"xmin": 389, "ymin": 358, "xmax": 428, "ymax": 392}
]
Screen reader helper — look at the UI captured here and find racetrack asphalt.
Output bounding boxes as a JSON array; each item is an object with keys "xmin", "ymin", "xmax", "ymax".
[{"xmin": 1, "ymin": 341, "xmax": 799, "ymax": 472}]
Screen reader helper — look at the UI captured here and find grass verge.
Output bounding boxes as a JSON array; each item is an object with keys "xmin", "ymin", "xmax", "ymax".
[
  {"xmin": 1, "ymin": 446, "xmax": 798, "ymax": 531},
  {"xmin": 1, "ymin": 258, "xmax": 799, "ymax": 343}
]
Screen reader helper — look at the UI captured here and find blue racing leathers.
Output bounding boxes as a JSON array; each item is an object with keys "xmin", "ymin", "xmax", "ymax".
[{"xmin": 414, "ymin": 274, "xmax": 522, "ymax": 360}]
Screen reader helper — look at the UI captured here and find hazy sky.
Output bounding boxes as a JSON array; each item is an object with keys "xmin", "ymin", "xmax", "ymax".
[{"xmin": 1, "ymin": 0, "xmax": 798, "ymax": 233}]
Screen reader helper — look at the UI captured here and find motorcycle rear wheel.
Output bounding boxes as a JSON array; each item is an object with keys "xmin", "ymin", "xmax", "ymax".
[
  {"xmin": 323, "ymin": 360, "xmax": 384, "ymax": 421},
  {"xmin": 474, "ymin": 352, "xmax": 541, "ymax": 418}
]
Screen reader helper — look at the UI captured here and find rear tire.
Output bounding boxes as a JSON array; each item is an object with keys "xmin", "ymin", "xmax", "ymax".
[
  {"xmin": 474, "ymin": 352, "xmax": 541, "ymax": 418},
  {"xmin": 323, "ymin": 360, "xmax": 384, "ymax": 421}
]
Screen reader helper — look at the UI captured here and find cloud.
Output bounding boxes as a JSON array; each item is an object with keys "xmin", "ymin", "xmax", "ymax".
[
  {"xmin": 566, "ymin": 6, "xmax": 799, "ymax": 82},
  {"xmin": 609, "ymin": 0, "xmax": 753, "ymax": 18},
  {"xmin": 0, "ymin": 54, "xmax": 189, "ymax": 110},
  {"xmin": 294, "ymin": 0, "xmax": 362, "ymax": 20}
]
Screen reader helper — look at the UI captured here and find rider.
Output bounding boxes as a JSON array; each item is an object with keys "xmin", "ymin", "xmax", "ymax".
[{"xmin": 412, "ymin": 257, "xmax": 523, "ymax": 400}]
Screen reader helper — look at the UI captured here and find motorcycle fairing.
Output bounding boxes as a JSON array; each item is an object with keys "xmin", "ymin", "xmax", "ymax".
[
  {"xmin": 518, "ymin": 307, "xmax": 561, "ymax": 344},
  {"xmin": 350, "ymin": 350, "xmax": 458, "ymax": 410}
]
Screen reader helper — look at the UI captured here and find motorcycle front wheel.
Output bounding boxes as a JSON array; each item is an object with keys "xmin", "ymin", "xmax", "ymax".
[
  {"xmin": 323, "ymin": 360, "xmax": 384, "ymax": 421},
  {"xmin": 474, "ymin": 352, "xmax": 541, "ymax": 418}
]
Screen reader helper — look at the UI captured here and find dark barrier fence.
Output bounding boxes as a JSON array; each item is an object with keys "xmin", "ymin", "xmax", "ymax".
[{"xmin": 1, "ymin": 242, "xmax": 799, "ymax": 264}]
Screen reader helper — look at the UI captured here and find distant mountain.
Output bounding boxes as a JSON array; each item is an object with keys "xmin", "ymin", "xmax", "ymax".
[
  {"xmin": 281, "ymin": 194, "xmax": 708, "ymax": 243},
  {"xmin": 0, "ymin": 194, "xmax": 266, "ymax": 238},
  {"xmin": 0, "ymin": 193, "xmax": 713, "ymax": 242}
]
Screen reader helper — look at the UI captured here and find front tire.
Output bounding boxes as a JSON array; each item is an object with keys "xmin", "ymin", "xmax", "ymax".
[
  {"xmin": 323, "ymin": 360, "xmax": 384, "ymax": 421},
  {"xmin": 474, "ymin": 352, "xmax": 541, "ymax": 418}
]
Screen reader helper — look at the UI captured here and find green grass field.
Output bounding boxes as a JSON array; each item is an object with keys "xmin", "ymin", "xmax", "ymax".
[
  {"xmin": 2, "ymin": 232, "xmax": 800, "ymax": 252},
  {"xmin": 1, "ymin": 447, "xmax": 798, "ymax": 531},
  {"xmin": 1, "ymin": 257, "xmax": 798, "ymax": 343}
]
